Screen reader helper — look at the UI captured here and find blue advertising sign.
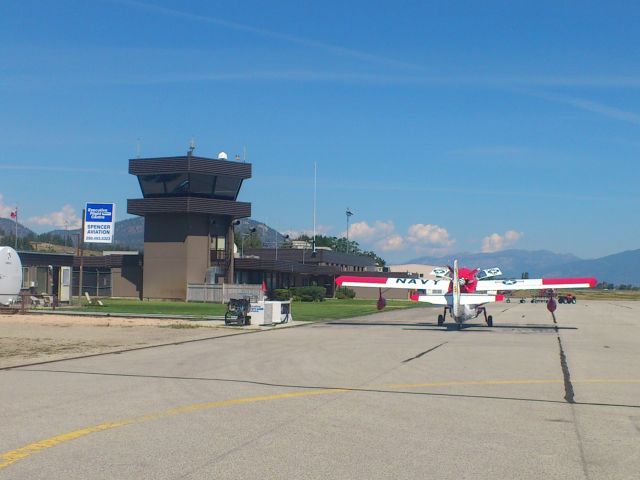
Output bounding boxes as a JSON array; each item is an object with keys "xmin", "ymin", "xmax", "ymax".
[{"xmin": 84, "ymin": 203, "xmax": 116, "ymax": 243}]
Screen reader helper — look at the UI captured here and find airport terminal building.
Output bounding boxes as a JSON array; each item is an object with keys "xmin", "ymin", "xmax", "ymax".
[{"xmin": 15, "ymin": 152, "xmax": 403, "ymax": 302}]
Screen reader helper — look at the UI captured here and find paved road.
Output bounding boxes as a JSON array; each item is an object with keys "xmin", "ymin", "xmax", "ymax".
[{"xmin": 1, "ymin": 301, "xmax": 639, "ymax": 479}]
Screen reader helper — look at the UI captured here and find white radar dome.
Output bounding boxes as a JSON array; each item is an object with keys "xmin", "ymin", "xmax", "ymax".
[{"xmin": 217, "ymin": 151, "xmax": 228, "ymax": 160}]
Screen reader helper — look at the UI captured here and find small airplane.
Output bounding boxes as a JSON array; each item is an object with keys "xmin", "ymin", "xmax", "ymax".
[{"xmin": 336, "ymin": 260, "xmax": 596, "ymax": 329}]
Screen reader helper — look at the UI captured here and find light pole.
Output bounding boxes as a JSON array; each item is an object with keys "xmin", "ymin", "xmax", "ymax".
[
  {"xmin": 241, "ymin": 227, "xmax": 256, "ymax": 258},
  {"xmin": 346, "ymin": 208, "xmax": 354, "ymax": 253}
]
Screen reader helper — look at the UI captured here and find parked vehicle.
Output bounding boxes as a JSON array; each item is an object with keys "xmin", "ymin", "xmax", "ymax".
[{"xmin": 558, "ymin": 294, "xmax": 577, "ymax": 304}]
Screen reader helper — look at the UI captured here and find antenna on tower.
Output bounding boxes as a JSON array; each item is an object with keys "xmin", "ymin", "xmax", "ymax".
[
  {"xmin": 243, "ymin": 145, "xmax": 247, "ymax": 162},
  {"xmin": 188, "ymin": 137, "xmax": 196, "ymax": 157}
]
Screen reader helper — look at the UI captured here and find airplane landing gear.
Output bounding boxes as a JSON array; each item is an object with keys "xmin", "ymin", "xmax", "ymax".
[
  {"xmin": 478, "ymin": 307, "xmax": 493, "ymax": 327},
  {"xmin": 438, "ymin": 307, "xmax": 448, "ymax": 326}
]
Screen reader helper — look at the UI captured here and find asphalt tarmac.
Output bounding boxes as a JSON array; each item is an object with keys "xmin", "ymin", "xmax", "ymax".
[{"xmin": 1, "ymin": 300, "xmax": 638, "ymax": 479}]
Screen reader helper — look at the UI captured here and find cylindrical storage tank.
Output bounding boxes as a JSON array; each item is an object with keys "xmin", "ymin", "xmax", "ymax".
[{"xmin": 0, "ymin": 246, "xmax": 22, "ymax": 305}]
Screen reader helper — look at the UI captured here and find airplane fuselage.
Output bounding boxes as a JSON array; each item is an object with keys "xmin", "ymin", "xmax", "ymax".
[{"xmin": 454, "ymin": 305, "xmax": 480, "ymax": 322}]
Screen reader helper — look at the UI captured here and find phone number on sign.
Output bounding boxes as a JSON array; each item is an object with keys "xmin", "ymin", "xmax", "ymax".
[{"xmin": 86, "ymin": 236, "xmax": 112, "ymax": 241}]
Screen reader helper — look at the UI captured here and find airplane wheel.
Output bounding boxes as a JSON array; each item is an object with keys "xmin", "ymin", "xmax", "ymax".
[
  {"xmin": 437, "ymin": 314, "xmax": 444, "ymax": 326},
  {"xmin": 487, "ymin": 315, "xmax": 493, "ymax": 327}
]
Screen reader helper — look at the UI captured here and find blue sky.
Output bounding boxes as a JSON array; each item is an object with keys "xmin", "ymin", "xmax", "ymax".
[{"xmin": 1, "ymin": 0, "xmax": 639, "ymax": 263}]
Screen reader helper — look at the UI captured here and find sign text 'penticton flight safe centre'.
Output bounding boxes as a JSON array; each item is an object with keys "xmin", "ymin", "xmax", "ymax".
[{"xmin": 83, "ymin": 203, "xmax": 116, "ymax": 243}]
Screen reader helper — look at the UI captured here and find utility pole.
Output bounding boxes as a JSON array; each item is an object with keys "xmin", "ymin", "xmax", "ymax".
[{"xmin": 346, "ymin": 208, "xmax": 354, "ymax": 254}]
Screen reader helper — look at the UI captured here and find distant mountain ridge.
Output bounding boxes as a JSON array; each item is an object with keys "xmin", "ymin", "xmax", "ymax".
[
  {"xmin": 48, "ymin": 217, "xmax": 283, "ymax": 250},
  {"xmin": 2, "ymin": 215, "xmax": 638, "ymax": 285},
  {"xmin": 1, "ymin": 215, "xmax": 283, "ymax": 250},
  {"xmin": 538, "ymin": 249, "xmax": 640, "ymax": 286},
  {"xmin": 0, "ymin": 218, "xmax": 35, "ymax": 239},
  {"xmin": 406, "ymin": 248, "xmax": 640, "ymax": 286}
]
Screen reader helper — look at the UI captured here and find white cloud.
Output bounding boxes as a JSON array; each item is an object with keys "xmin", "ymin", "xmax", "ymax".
[
  {"xmin": 339, "ymin": 220, "xmax": 456, "ymax": 254},
  {"xmin": 376, "ymin": 235, "xmax": 405, "ymax": 252},
  {"xmin": 481, "ymin": 230, "xmax": 523, "ymax": 253},
  {"xmin": 0, "ymin": 194, "xmax": 16, "ymax": 218},
  {"xmin": 407, "ymin": 224, "xmax": 455, "ymax": 247},
  {"xmin": 345, "ymin": 220, "xmax": 395, "ymax": 241},
  {"xmin": 27, "ymin": 204, "xmax": 82, "ymax": 229},
  {"xmin": 285, "ymin": 219, "xmax": 457, "ymax": 255}
]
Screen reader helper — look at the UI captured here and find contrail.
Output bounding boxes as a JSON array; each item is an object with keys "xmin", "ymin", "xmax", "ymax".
[{"xmin": 108, "ymin": 0, "xmax": 428, "ymax": 71}]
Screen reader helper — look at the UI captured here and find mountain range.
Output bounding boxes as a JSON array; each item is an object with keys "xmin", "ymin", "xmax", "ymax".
[
  {"xmin": 1, "ymin": 216, "xmax": 638, "ymax": 285},
  {"xmin": 407, "ymin": 249, "xmax": 640, "ymax": 286},
  {"xmin": 0, "ymin": 217, "xmax": 35, "ymax": 239},
  {"xmin": 0, "ymin": 216, "xmax": 285, "ymax": 252}
]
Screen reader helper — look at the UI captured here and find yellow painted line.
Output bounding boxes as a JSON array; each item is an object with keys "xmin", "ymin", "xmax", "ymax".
[
  {"xmin": 2, "ymin": 378, "xmax": 639, "ymax": 471},
  {"xmin": 0, "ymin": 388, "xmax": 345, "ymax": 471},
  {"xmin": 0, "ymin": 421, "xmax": 133, "ymax": 469}
]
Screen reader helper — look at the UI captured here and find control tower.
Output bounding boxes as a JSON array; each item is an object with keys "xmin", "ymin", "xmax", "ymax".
[{"xmin": 128, "ymin": 153, "xmax": 251, "ymax": 299}]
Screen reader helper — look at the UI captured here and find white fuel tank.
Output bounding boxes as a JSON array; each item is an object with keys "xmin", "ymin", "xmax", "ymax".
[{"xmin": 0, "ymin": 246, "xmax": 22, "ymax": 305}]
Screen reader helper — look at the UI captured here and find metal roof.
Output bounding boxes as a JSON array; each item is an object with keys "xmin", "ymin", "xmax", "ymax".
[
  {"xmin": 243, "ymin": 248, "xmax": 377, "ymax": 267},
  {"xmin": 129, "ymin": 156, "xmax": 251, "ymax": 178},
  {"xmin": 235, "ymin": 257, "xmax": 341, "ymax": 275}
]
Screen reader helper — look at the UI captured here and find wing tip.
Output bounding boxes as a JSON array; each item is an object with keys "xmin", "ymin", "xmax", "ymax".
[{"xmin": 542, "ymin": 277, "xmax": 598, "ymax": 288}]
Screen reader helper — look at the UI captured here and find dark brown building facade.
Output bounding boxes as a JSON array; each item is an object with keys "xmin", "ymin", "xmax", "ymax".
[{"xmin": 127, "ymin": 154, "xmax": 251, "ymax": 299}]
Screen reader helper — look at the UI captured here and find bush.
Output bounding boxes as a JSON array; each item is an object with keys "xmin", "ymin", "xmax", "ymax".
[
  {"xmin": 335, "ymin": 287, "xmax": 356, "ymax": 299},
  {"xmin": 273, "ymin": 289, "xmax": 292, "ymax": 301},
  {"xmin": 290, "ymin": 286, "xmax": 326, "ymax": 302}
]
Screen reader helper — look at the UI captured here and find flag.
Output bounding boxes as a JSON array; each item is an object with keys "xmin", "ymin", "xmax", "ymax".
[
  {"xmin": 10, "ymin": 210, "xmax": 16, "ymax": 219},
  {"xmin": 261, "ymin": 280, "xmax": 267, "ymax": 292}
]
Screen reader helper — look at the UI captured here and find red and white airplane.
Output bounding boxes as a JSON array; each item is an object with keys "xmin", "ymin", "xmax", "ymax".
[{"xmin": 336, "ymin": 260, "xmax": 596, "ymax": 328}]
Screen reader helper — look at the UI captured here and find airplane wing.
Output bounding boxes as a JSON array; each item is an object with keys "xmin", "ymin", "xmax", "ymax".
[
  {"xmin": 476, "ymin": 277, "xmax": 597, "ymax": 292},
  {"xmin": 336, "ymin": 275, "xmax": 450, "ymax": 291},
  {"xmin": 412, "ymin": 293, "xmax": 505, "ymax": 305}
]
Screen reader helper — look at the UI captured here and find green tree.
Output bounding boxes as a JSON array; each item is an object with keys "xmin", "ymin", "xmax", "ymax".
[
  {"xmin": 234, "ymin": 229, "xmax": 262, "ymax": 251},
  {"xmin": 362, "ymin": 250, "xmax": 386, "ymax": 267},
  {"xmin": 293, "ymin": 234, "xmax": 386, "ymax": 266}
]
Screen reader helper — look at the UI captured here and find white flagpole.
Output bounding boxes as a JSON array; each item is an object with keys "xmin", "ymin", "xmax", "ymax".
[{"xmin": 14, "ymin": 205, "xmax": 18, "ymax": 250}]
